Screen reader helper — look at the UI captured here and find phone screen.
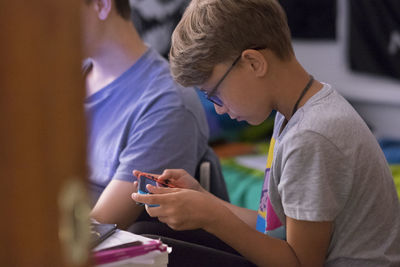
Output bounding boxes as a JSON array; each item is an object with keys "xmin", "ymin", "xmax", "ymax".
[
  {"xmin": 138, "ymin": 175, "xmax": 157, "ymax": 194},
  {"xmin": 90, "ymin": 223, "xmax": 117, "ymax": 248}
]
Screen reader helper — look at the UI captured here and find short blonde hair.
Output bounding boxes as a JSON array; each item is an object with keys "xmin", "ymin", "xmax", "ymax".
[{"xmin": 169, "ymin": 0, "xmax": 294, "ymax": 87}]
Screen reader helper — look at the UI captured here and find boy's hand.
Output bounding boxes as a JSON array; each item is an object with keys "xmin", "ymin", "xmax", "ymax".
[
  {"xmin": 157, "ymin": 169, "xmax": 202, "ymax": 191},
  {"xmin": 131, "ymin": 185, "xmax": 224, "ymax": 231},
  {"xmin": 132, "ymin": 170, "xmax": 148, "ymax": 192},
  {"xmin": 133, "ymin": 170, "xmax": 160, "ymax": 180}
]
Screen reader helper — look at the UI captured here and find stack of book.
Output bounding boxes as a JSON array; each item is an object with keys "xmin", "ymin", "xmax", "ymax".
[{"xmin": 92, "ymin": 228, "xmax": 170, "ymax": 267}]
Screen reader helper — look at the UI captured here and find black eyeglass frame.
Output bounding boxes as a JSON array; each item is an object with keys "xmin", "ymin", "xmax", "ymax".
[{"xmin": 201, "ymin": 47, "xmax": 265, "ymax": 107}]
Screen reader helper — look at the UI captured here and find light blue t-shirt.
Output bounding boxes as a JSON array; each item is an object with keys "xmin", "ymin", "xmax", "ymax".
[{"xmin": 85, "ymin": 48, "xmax": 210, "ymax": 204}]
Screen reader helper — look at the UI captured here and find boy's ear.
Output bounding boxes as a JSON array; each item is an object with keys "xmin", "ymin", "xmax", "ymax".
[
  {"xmin": 94, "ymin": 0, "xmax": 112, "ymax": 21},
  {"xmin": 242, "ymin": 49, "xmax": 268, "ymax": 77}
]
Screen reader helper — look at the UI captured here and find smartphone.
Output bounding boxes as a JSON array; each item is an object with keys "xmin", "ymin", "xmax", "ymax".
[
  {"xmin": 90, "ymin": 222, "xmax": 117, "ymax": 248},
  {"xmin": 136, "ymin": 171, "xmax": 174, "ymax": 207},
  {"xmin": 137, "ymin": 172, "xmax": 174, "ymax": 194}
]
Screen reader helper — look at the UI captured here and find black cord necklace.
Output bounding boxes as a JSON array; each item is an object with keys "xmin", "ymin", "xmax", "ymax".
[
  {"xmin": 291, "ymin": 74, "xmax": 314, "ymax": 117},
  {"xmin": 280, "ymin": 75, "xmax": 314, "ymax": 135}
]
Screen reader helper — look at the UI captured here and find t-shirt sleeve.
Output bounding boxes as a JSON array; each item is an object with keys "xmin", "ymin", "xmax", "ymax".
[
  {"xmin": 112, "ymin": 106, "xmax": 206, "ymax": 182},
  {"xmin": 276, "ymin": 130, "xmax": 353, "ymax": 222}
]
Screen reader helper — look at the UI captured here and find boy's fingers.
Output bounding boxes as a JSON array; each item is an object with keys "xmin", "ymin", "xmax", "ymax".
[
  {"xmin": 131, "ymin": 192, "xmax": 161, "ymax": 205},
  {"xmin": 146, "ymin": 184, "xmax": 181, "ymax": 194},
  {"xmin": 157, "ymin": 171, "xmax": 174, "ymax": 182},
  {"xmin": 158, "ymin": 169, "xmax": 185, "ymax": 182},
  {"xmin": 132, "ymin": 170, "xmax": 160, "ymax": 179},
  {"xmin": 145, "ymin": 206, "xmax": 164, "ymax": 217},
  {"xmin": 132, "ymin": 170, "xmax": 141, "ymax": 178},
  {"xmin": 131, "ymin": 186, "xmax": 182, "ymax": 205}
]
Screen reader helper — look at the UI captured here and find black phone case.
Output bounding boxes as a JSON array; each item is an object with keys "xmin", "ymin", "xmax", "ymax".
[{"xmin": 90, "ymin": 223, "xmax": 117, "ymax": 248}]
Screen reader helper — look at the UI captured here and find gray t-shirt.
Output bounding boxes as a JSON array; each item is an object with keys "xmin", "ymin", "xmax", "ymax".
[{"xmin": 269, "ymin": 84, "xmax": 400, "ymax": 266}]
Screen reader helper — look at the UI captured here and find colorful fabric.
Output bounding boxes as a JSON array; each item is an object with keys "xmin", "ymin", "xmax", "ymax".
[{"xmin": 256, "ymin": 138, "xmax": 286, "ymax": 239}]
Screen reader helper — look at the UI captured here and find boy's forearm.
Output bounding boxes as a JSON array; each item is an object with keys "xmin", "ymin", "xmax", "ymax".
[
  {"xmin": 202, "ymin": 189, "xmax": 258, "ymax": 228},
  {"xmin": 206, "ymin": 206, "xmax": 300, "ymax": 267}
]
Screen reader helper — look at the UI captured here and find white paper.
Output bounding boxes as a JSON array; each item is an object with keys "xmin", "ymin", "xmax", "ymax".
[{"xmin": 93, "ymin": 229, "xmax": 170, "ymax": 267}]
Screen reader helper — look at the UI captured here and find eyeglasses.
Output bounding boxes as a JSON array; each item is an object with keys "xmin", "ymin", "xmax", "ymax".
[{"xmin": 200, "ymin": 47, "xmax": 265, "ymax": 107}]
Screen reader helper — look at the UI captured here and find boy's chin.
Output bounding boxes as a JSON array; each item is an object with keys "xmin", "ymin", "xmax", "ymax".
[
  {"xmin": 247, "ymin": 116, "xmax": 270, "ymax": 126},
  {"xmin": 246, "ymin": 119, "xmax": 261, "ymax": 126}
]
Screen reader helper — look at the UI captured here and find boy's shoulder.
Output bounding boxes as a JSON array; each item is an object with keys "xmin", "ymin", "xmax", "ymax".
[
  {"xmin": 277, "ymin": 84, "xmax": 376, "ymax": 155},
  {"xmin": 293, "ymin": 84, "xmax": 367, "ymax": 138}
]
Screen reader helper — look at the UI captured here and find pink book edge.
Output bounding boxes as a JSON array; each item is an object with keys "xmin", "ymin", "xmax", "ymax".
[{"xmin": 93, "ymin": 240, "xmax": 167, "ymax": 265}]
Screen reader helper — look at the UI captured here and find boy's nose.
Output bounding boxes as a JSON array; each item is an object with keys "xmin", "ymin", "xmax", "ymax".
[{"xmin": 214, "ymin": 103, "xmax": 227, "ymax": 115}]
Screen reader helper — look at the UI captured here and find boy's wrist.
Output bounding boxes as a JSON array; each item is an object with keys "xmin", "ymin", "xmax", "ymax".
[{"xmin": 202, "ymin": 203, "xmax": 232, "ymax": 234}]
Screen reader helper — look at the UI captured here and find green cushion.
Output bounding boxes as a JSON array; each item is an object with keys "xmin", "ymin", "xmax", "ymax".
[
  {"xmin": 390, "ymin": 164, "xmax": 400, "ymax": 199},
  {"xmin": 221, "ymin": 158, "xmax": 264, "ymax": 210}
]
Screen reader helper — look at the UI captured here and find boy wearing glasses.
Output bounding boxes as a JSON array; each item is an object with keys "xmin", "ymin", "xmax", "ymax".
[{"xmin": 132, "ymin": 0, "xmax": 400, "ymax": 266}]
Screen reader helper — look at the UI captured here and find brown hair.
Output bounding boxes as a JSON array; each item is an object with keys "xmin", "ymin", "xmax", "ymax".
[
  {"xmin": 169, "ymin": 0, "xmax": 294, "ymax": 87},
  {"xmin": 84, "ymin": 0, "xmax": 131, "ymax": 20}
]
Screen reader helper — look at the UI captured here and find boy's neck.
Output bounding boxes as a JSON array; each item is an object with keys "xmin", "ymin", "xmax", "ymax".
[
  {"xmin": 272, "ymin": 59, "xmax": 323, "ymax": 122},
  {"xmin": 85, "ymin": 22, "xmax": 148, "ymax": 96}
]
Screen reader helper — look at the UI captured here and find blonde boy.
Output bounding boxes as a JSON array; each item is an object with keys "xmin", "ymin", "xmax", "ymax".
[{"xmin": 132, "ymin": 0, "xmax": 400, "ymax": 266}]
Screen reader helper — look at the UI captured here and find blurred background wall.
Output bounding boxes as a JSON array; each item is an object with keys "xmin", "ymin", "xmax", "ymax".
[{"xmin": 129, "ymin": 0, "xmax": 400, "ymax": 142}]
